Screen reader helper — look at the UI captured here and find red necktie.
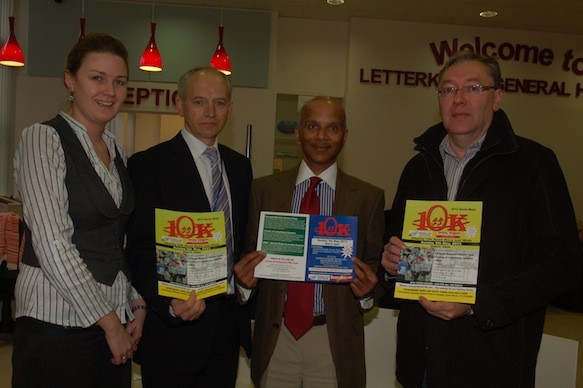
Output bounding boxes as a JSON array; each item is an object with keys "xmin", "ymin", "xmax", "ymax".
[{"xmin": 285, "ymin": 176, "xmax": 321, "ymax": 340}]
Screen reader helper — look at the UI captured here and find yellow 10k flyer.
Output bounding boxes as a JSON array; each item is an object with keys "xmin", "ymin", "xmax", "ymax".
[
  {"xmin": 394, "ymin": 200, "xmax": 483, "ymax": 304},
  {"xmin": 155, "ymin": 208, "xmax": 228, "ymax": 300}
]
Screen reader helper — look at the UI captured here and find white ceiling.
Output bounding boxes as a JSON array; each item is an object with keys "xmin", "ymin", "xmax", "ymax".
[{"xmin": 119, "ymin": 0, "xmax": 583, "ymax": 35}]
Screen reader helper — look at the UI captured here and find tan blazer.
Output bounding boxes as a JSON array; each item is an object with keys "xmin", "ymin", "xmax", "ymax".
[{"xmin": 244, "ymin": 166, "xmax": 385, "ymax": 388}]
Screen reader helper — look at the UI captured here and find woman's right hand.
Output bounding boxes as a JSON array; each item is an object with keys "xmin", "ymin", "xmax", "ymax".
[{"xmin": 98, "ymin": 311, "xmax": 134, "ymax": 365}]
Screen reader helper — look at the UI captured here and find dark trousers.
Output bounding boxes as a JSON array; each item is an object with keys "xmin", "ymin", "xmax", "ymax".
[
  {"xmin": 140, "ymin": 340, "xmax": 240, "ymax": 388},
  {"xmin": 140, "ymin": 297, "xmax": 241, "ymax": 388},
  {"xmin": 12, "ymin": 317, "xmax": 131, "ymax": 388}
]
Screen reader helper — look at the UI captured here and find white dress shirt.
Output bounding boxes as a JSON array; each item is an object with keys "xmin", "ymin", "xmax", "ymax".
[{"xmin": 180, "ymin": 128, "xmax": 235, "ymax": 294}]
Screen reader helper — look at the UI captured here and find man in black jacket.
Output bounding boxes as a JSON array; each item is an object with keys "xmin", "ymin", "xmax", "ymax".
[
  {"xmin": 379, "ymin": 51, "xmax": 582, "ymax": 387},
  {"xmin": 126, "ymin": 67, "xmax": 253, "ymax": 387}
]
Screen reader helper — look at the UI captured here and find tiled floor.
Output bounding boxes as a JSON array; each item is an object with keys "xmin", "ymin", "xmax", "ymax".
[
  {"xmin": 0, "ymin": 306, "xmax": 581, "ymax": 387},
  {"xmin": 131, "ymin": 363, "xmax": 143, "ymax": 387}
]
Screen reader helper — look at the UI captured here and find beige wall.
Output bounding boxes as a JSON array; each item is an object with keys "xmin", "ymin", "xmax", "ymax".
[
  {"xmin": 275, "ymin": 18, "xmax": 348, "ymax": 97},
  {"xmin": 344, "ymin": 18, "xmax": 583, "ymax": 218},
  {"xmin": 134, "ymin": 113, "xmax": 162, "ymax": 153}
]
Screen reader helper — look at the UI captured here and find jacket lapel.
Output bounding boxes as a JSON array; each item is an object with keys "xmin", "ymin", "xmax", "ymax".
[
  {"xmin": 457, "ymin": 110, "xmax": 519, "ymax": 199},
  {"xmin": 277, "ymin": 167, "xmax": 298, "ymax": 212},
  {"xmin": 168, "ymin": 133, "xmax": 211, "ymax": 210},
  {"xmin": 332, "ymin": 169, "xmax": 357, "ymax": 216}
]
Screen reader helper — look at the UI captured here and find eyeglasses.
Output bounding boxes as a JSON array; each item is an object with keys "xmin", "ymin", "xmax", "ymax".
[{"xmin": 436, "ymin": 84, "xmax": 496, "ymax": 98}]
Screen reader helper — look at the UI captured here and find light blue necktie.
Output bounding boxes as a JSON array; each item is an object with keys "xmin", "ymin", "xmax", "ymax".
[{"xmin": 203, "ymin": 147, "xmax": 233, "ymax": 288}]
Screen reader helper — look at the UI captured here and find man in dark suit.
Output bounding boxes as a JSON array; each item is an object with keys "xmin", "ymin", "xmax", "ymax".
[
  {"xmin": 235, "ymin": 97, "xmax": 385, "ymax": 388},
  {"xmin": 125, "ymin": 67, "xmax": 252, "ymax": 386}
]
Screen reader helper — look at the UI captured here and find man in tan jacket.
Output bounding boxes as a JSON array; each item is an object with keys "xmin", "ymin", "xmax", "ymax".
[{"xmin": 236, "ymin": 96, "xmax": 385, "ymax": 388}]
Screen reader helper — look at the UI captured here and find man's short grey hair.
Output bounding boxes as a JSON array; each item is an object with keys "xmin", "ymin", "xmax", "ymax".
[
  {"xmin": 438, "ymin": 51, "xmax": 503, "ymax": 89},
  {"xmin": 177, "ymin": 67, "xmax": 232, "ymax": 101}
]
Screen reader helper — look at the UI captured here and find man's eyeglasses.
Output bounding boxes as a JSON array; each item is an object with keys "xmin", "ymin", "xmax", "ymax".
[{"xmin": 436, "ymin": 84, "xmax": 496, "ymax": 98}]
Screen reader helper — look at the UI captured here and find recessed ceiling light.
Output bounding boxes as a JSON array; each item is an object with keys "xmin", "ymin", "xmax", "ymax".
[
  {"xmin": 479, "ymin": 10, "xmax": 498, "ymax": 18},
  {"xmin": 327, "ymin": 0, "xmax": 345, "ymax": 5}
]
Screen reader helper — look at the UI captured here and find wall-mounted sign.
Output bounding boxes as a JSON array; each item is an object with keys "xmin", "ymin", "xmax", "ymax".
[
  {"xmin": 123, "ymin": 81, "xmax": 178, "ymax": 114},
  {"xmin": 359, "ymin": 35, "xmax": 583, "ymax": 99}
]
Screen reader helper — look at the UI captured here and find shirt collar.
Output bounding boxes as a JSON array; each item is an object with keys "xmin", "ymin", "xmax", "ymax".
[
  {"xmin": 59, "ymin": 111, "xmax": 116, "ymax": 141},
  {"xmin": 181, "ymin": 128, "xmax": 219, "ymax": 159},
  {"xmin": 296, "ymin": 160, "xmax": 337, "ymax": 190},
  {"xmin": 440, "ymin": 132, "xmax": 486, "ymax": 160}
]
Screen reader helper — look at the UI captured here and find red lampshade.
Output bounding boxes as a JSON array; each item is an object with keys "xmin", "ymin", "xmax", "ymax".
[
  {"xmin": 210, "ymin": 26, "xmax": 231, "ymax": 75},
  {"xmin": 140, "ymin": 22, "xmax": 163, "ymax": 72},
  {"xmin": 0, "ymin": 16, "xmax": 25, "ymax": 67}
]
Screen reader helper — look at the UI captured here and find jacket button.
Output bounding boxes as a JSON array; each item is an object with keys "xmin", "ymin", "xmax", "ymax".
[
  {"xmin": 486, "ymin": 319, "xmax": 494, "ymax": 328},
  {"xmin": 273, "ymin": 323, "xmax": 280, "ymax": 329}
]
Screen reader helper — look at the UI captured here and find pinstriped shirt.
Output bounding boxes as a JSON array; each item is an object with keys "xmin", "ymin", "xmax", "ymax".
[
  {"xmin": 439, "ymin": 134, "xmax": 486, "ymax": 200},
  {"xmin": 13, "ymin": 112, "xmax": 139, "ymax": 328},
  {"xmin": 293, "ymin": 161, "xmax": 337, "ymax": 315}
]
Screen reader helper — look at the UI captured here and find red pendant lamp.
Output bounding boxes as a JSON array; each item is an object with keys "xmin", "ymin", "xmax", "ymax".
[
  {"xmin": 78, "ymin": 17, "xmax": 86, "ymax": 43},
  {"xmin": 210, "ymin": 26, "xmax": 231, "ymax": 75},
  {"xmin": 0, "ymin": 16, "xmax": 25, "ymax": 67},
  {"xmin": 140, "ymin": 22, "xmax": 162, "ymax": 72},
  {"xmin": 139, "ymin": 0, "xmax": 163, "ymax": 72},
  {"xmin": 210, "ymin": 1, "xmax": 231, "ymax": 75},
  {"xmin": 77, "ymin": 0, "xmax": 86, "ymax": 43}
]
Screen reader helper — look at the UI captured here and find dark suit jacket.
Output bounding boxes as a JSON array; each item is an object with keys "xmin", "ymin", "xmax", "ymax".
[
  {"xmin": 244, "ymin": 166, "xmax": 385, "ymax": 388},
  {"xmin": 125, "ymin": 133, "xmax": 253, "ymax": 373}
]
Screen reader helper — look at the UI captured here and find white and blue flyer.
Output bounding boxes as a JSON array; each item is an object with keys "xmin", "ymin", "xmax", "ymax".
[{"xmin": 255, "ymin": 211, "xmax": 358, "ymax": 283}]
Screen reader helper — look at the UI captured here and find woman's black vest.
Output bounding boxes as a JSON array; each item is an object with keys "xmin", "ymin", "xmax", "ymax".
[{"xmin": 22, "ymin": 115, "xmax": 134, "ymax": 286}]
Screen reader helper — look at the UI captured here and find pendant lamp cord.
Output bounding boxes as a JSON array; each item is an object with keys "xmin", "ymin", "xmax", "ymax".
[{"xmin": 220, "ymin": 0, "xmax": 224, "ymax": 27}]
